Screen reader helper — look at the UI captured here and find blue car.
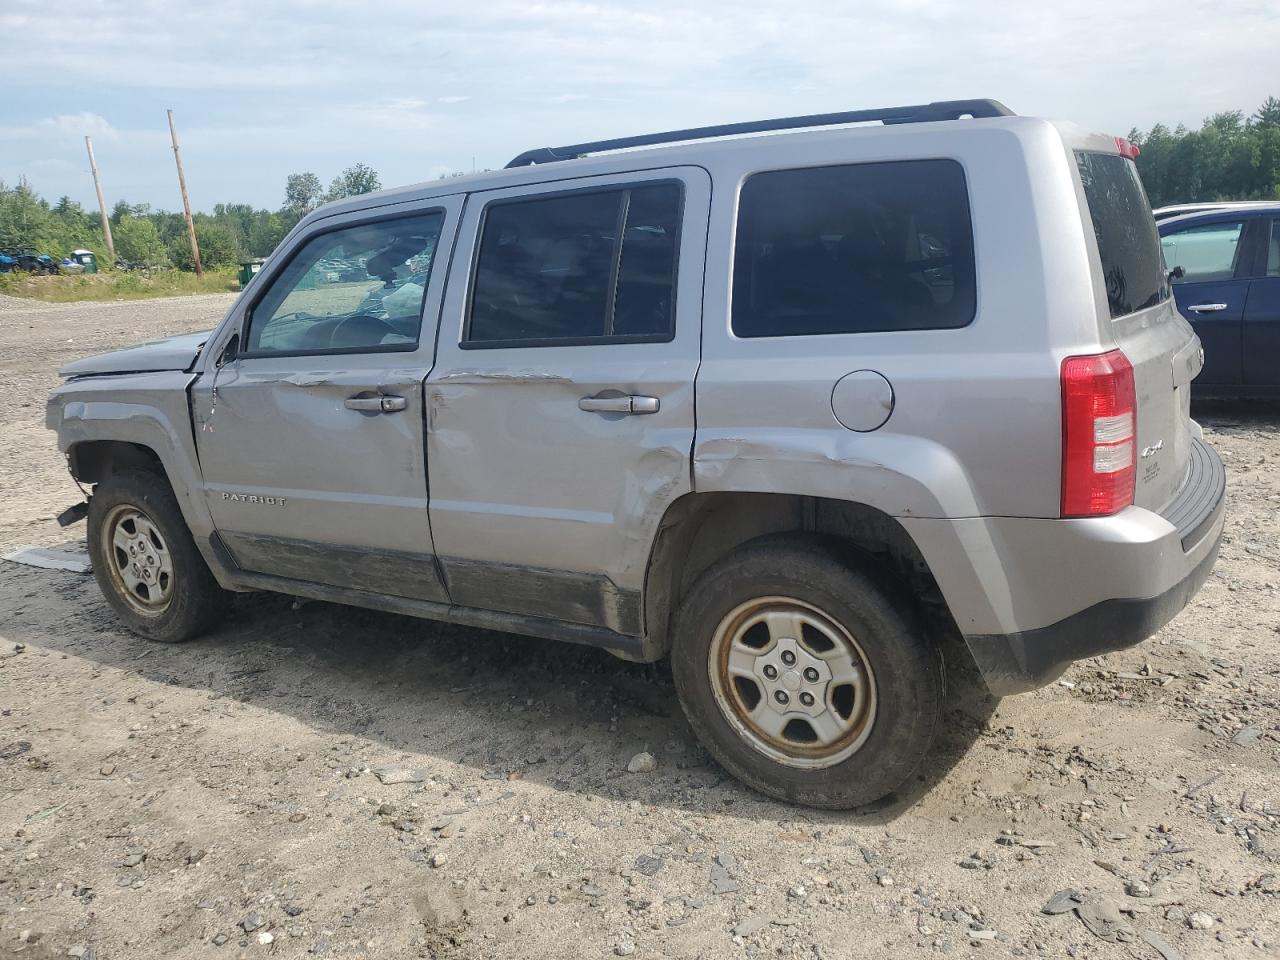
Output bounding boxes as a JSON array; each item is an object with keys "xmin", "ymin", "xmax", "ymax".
[{"xmin": 1158, "ymin": 205, "xmax": 1280, "ymax": 398}]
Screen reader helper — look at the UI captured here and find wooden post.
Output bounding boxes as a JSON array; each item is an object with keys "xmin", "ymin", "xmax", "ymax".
[
  {"xmin": 167, "ymin": 109, "xmax": 203, "ymax": 275},
  {"xmin": 84, "ymin": 136, "xmax": 116, "ymax": 264}
]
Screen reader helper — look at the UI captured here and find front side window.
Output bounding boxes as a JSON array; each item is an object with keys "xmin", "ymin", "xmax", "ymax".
[
  {"xmin": 466, "ymin": 183, "xmax": 682, "ymax": 346},
  {"xmin": 731, "ymin": 159, "xmax": 977, "ymax": 338},
  {"xmin": 247, "ymin": 211, "xmax": 444, "ymax": 355},
  {"xmin": 1075, "ymin": 152, "xmax": 1170, "ymax": 318},
  {"xmin": 1161, "ymin": 221, "xmax": 1245, "ymax": 284}
]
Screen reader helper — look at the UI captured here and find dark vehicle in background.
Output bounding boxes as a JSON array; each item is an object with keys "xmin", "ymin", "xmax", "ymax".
[
  {"xmin": 3, "ymin": 252, "xmax": 61, "ymax": 275},
  {"xmin": 1159, "ymin": 205, "xmax": 1280, "ymax": 397}
]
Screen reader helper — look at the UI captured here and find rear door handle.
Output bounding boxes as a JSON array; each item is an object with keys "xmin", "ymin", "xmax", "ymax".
[
  {"xmin": 345, "ymin": 395, "xmax": 407, "ymax": 413},
  {"xmin": 578, "ymin": 394, "xmax": 661, "ymax": 415},
  {"xmin": 1187, "ymin": 303, "xmax": 1228, "ymax": 313}
]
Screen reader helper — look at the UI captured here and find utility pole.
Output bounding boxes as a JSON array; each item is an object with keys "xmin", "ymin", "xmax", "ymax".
[
  {"xmin": 84, "ymin": 136, "xmax": 116, "ymax": 264},
  {"xmin": 167, "ymin": 109, "xmax": 202, "ymax": 275}
]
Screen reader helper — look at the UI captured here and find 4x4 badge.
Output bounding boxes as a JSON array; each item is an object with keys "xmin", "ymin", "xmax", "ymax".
[{"xmin": 1141, "ymin": 439, "xmax": 1164, "ymax": 458}]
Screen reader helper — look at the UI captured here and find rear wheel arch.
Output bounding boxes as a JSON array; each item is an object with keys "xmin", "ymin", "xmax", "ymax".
[{"xmin": 643, "ymin": 492, "xmax": 952, "ymax": 658}]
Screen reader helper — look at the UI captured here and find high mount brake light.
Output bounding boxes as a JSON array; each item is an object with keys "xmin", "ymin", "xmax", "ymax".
[
  {"xmin": 1061, "ymin": 350, "xmax": 1136, "ymax": 517},
  {"xmin": 1114, "ymin": 136, "xmax": 1141, "ymax": 159}
]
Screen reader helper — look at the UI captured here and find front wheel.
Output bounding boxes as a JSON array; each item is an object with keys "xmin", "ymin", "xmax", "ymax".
[
  {"xmin": 88, "ymin": 469, "xmax": 229, "ymax": 642},
  {"xmin": 671, "ymin": 535, "xmax": 942, "ymax": 809}
]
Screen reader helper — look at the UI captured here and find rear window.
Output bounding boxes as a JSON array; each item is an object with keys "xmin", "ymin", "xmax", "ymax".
[
  {"xmin": 732, "ymin": 160, "xmax": 976, "ymax": 338},
  {"xmin": 1075, "ymin": 152, "xmax": 1170, "ymax": 319}
]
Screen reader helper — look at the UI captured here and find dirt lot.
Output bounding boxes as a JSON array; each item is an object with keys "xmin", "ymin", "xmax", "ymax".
[{"xmin": 1, "ymin": 293, "xmax": 1278, "ymax": 960}]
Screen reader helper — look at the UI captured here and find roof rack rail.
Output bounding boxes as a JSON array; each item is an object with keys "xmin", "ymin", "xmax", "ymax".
[{"xmin": 506, "ymin": 99, "xmax": 1014, "ymax": 168}]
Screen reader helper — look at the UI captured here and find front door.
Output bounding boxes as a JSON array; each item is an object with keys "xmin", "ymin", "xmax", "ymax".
[
  {"xmin": 426, "ymin": 169, "xmax": 710, "ymax": 635},
  {"xmin": 1243, "ymin": 218, "xmax": 1280, "ymax": 387},
  {"xmin": 1162, "ymin": 218, "xmax": 1251, "ymax": 384},
  {"xmin": 191, "ymin": 199, "xmax": 460, "ymax": 600}
]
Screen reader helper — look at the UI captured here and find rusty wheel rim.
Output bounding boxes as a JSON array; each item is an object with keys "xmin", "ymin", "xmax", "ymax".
[
  {"xmin": 102, "ymin": 504, "xmax": 174, "ymax": 617},
  {"xmin": 708, "ymin": 596, "xmax": 876, "ymax": 769}
]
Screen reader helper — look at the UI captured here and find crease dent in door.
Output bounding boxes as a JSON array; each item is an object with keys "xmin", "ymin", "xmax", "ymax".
[{"xmin": 435, "ymin": 369, "xmax": 571, "ymax": 383}]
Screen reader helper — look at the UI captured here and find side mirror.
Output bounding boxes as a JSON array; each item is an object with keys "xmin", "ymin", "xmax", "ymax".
[{"xmin": 1168, "ymin": 265, "xmax": 1185, "ymax": 283}]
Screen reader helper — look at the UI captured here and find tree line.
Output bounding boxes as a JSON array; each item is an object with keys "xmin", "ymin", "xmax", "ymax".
[
  {"xmin": 0, "ymin": 163, "xmax": 381, "ymax": 270},
  {"xmin": 1128, "ymin": 97, "xmax": 1279, "ymax": 207},
  {"xmin": 3, "ymin": 97, "xmax": 1279, "ymax": 271}
]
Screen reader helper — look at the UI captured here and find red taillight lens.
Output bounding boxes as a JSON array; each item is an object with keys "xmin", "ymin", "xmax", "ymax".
[
  {"xmin": 1061, "ymin": 349, "xmax": 1136, "ymax": 517},
  {"xmin": 1114, "ymin": 136, "xmax": 1141, "ymax": 159}
]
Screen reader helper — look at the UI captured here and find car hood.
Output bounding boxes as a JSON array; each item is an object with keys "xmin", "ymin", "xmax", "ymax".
[{"xmin": 59, "ymin": 331, "xmax": 212, "ymax": 377}]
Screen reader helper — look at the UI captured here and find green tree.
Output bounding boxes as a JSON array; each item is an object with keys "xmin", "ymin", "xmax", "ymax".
[
  {"xmin": 1255, "ymin": 97, "xmax": 1280, "ymax": 130},
  {"xmin": 324, "ymin": 163, "xmax": 381, "ymax": 202},
  {"xmin": 1132, "ymin": 96, "xmax": 1280, "ymax": 206},
  {"xmin": 113, "ymin": 216, "xmax": 169, "ymax": 266},
  {"xmin": 247, "ymin": 212, "xmax": 286, "ymax": 257},
  {"xmin": 285, "ymin": 172, "xmax": 323, "ymax": 213},
  {"xmin": 169, "ymin": 220, "xmax": 239, "ymax": 270}
]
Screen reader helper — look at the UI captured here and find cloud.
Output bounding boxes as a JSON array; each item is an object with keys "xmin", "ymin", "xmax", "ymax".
[
  {"xmin": 38, "ymin": 113, "xmax": 120, "ymax": 141},
  {"xmin": 1, "ymin": 0, "xmax": 1277, "ymax": 210},
  {"xmin": 0, "ymin": 112, "xmax": 119, "ymax": 143}
]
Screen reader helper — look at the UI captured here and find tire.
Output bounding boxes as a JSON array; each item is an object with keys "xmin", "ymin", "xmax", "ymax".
[
  {"xmin": 670, "ymin": 534, "xmax": 942, "ymax": 809},
  {"xmin": 88, "ymin": 469, "xmax": 229, "ymax": 642}
]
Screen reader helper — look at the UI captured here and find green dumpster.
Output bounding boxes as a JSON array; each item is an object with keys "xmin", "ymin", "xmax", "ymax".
[
  {"xmin": 70, "ymin": 249, "xmax": 98, "ymax": 274},
  {"xmin": 238, "ymin": 258, "xmax": 266, "ymax": 288}
]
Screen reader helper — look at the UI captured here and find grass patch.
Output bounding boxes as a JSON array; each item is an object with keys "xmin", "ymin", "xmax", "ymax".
[{"xmin": 0, "ymin": 268, "xmax": 240, "ymax": 303}]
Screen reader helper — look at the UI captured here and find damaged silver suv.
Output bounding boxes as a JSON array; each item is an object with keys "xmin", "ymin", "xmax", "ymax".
[{"xmin": 46, "ymin": 100, "xmax": 1225, "ymax": 808}]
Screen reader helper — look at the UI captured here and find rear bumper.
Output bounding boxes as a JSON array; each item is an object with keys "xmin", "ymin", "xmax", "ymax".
[
  {"xmin": 963, "ymin": 527, "xmax": 1220, "ymax": 695},
  {"xmin": 902, "ymin": 436, "xmax": 1226, "ymax": 696}
]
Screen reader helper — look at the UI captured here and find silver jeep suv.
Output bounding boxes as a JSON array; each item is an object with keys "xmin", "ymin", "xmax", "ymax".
[{"xmin": 46, "ymin": 100, "xmax": 1225, "ymax": 808}]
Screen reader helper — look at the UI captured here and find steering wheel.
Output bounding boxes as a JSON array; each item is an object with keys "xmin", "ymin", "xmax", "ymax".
[{"xmin": 330, "ymin": 313, "xmax": 399, "ymax": 348}]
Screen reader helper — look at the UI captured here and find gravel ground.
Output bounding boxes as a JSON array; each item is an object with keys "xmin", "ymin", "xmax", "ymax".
[{"xmin": 1, "ymin": 294, "xmax": 1278, "ymax": 960}]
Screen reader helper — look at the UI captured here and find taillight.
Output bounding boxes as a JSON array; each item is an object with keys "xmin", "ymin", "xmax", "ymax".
[{"xmin": 1061, "ymin": 350, "xmax": 1136, "ymax": 517}]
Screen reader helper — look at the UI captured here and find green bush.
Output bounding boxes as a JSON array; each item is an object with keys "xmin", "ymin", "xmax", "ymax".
[
  {"xmin": 113, "ymin": 216, "xmax": 169, "ymax": 266},
  {"xmin": 168, "ymin": 220, "xmax": 240, "ymax": 271}
]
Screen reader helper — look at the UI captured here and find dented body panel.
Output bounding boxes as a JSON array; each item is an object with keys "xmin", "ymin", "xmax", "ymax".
[
  {"xmin": 424, "ymin": 167, "xmax": 710, "ymax": 633},
  {"xmin": 59, "ymin": 331, "xmax": 212, "ymax": 378},
  {"xmin": 45, "ymin": 369, "xmax": 231, "ymax": 579},
  {"xmin": 46, "ymin": 113, "xmax": 1224, "ymax": 698}
]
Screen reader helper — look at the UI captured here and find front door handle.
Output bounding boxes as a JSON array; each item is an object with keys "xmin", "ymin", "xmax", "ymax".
[
  {"xmin": 1187, "ymin": 303, "xmax": 1228, "ymax": 313},
  {"xmin": 345, "ymin": 395, "xmax": 407, "ymax": 413},
  {"xmin": 578, "ymin": 394, "xmax": 661, "ymax": 415}
]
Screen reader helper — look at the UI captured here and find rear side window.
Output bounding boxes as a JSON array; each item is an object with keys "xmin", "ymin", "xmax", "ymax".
[
  {"xmin": 1075, "ymin": 152, "xmax": 1170, "ymax": 318},
  {"xmin": 732, "ymin": 160, "xmax": 976, "ymax": 338},
  {"xmin": 466, "ymin": 183, "xmax": 682, "ymax": 346}
]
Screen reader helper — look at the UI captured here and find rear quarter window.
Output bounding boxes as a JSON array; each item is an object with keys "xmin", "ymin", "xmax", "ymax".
[
  {"xmin": 731, "ymin": 159, "xmax": 976, "ymax": 338},
  {"xmin": 1075, "ymin": 152, "xmax": 1170, "ymax": 319}
]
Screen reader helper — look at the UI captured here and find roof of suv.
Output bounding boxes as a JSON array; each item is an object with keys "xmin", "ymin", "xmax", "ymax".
[{"xmin": 310, "ymin": 98, "xmax": 1108, "ymax": 225}]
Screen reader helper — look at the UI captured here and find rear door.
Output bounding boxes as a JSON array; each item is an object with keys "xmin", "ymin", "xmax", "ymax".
[
  {"xmin": 1161, "ymin": 217, "xmax": 1255, "ymax": 384},
  {"xmin": 1074, "ymin": 150, "xmax": 1197, "ymax": 512},
  {"xmin": 426, "ymin": 168, "xmax": 709, "ymax": 634},
  {"xmin": 1243, "ymin": 217, "xmax": 1280, "ymax": 387}
]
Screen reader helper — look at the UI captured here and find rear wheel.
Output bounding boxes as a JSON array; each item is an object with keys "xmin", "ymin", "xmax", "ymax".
[
  {"xmin": 88, "ymin": 470, "xmax": 229, "ymax": 642},
  {"xmin": 671, "ymin": 535, "xmax": 942, "ymax": 809}
]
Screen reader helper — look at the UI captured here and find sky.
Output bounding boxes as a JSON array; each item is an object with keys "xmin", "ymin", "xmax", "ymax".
[{"xmin": 1, "ymin": 1, "xmax": 1277, "ymax": 214}]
